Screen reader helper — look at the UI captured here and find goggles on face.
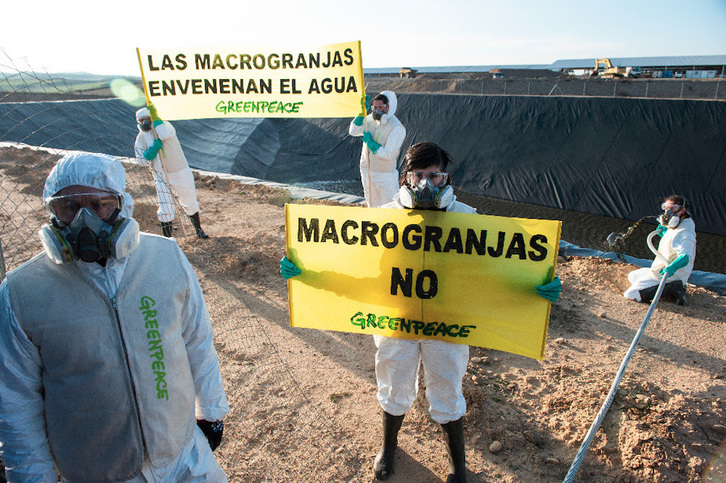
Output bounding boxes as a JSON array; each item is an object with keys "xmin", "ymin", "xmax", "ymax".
[
  {"xmin": 661, "ymin": 202, "xmax": 682, "ymax": 213},
  {"xmin": 406, "ymin": 171, "xmax": 448, "ymax": 187},
  {"xmin": 47, "ymin": 192, "xmax": 122, "ymax": 225}
]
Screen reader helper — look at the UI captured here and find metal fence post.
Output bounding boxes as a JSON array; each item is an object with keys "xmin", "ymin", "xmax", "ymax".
[{"xmin": 0, "ymin": 240, "xmax": 6, "ymax": 280}]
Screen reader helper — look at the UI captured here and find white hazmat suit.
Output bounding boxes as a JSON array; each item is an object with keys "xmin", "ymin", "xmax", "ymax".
[
  {"xmin": 134, "ymin": 109, "xmax": 201, "ymax": 223},
  {"xmin": 375, "ymin": 192, "xmax": 476, "ymax": 424},
  {"xmin": 624, "ymin": 217, "xmax": 697, "ymax": 301},
  {"xmin": 0, "ymin": 153, "xmax": 229, "ymax": 482},
  {"xmin": 349, "ymin": 91, "xmax": 406, "ymax": 207}
]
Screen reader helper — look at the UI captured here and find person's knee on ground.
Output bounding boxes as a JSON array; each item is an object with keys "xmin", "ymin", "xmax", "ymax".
[
  {"xmin": 638, "ymin": 281, "xmax": 686, "ymax": 305},
  {"xmin": 440, "ymin": 417, "xmax": 466, "ymax": 483},
  {"xmin": 373, "ymin": 411, "xmax": 405, "ymax": 480}
]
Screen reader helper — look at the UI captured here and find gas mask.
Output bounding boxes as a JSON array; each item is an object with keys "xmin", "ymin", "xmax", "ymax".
[
  {"xmin": 139, "ymin": 120, "xmax": 152, "ymax": 132},
  {"xmin": 658, "ymin": 203, "xmax": 683, "ymax": 229},
  {"xmin": 398, "ymin": 178, "xmax": 454, "ymax": 210},
  {"xmin": 39, "ymin": 208, "xmax": 140, "ymax": 264},
  {"xmin": 372, "ymin": 109, "xmax": 384, "ymax": 121}
]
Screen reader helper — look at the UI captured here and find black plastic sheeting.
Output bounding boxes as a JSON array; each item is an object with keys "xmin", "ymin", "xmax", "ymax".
[{"xmin": 1, "ymin": 94, "xmax": 724, "ymax": 235}]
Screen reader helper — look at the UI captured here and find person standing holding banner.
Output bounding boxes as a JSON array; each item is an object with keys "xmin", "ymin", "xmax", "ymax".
[
  {"xmin": 281, "ymin": 142, "xmax": 562, "ymax": 482},
  {"xmin": 349, "ymin": 91, "xmax": 406, "ymax": 207},
  {"xmin": 134, "ymin": 103, "xmax": 209, "ymax": 239}
]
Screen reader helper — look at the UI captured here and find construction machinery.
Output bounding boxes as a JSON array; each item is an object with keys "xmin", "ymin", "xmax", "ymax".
[{"xmin": 591, "ymin": 58, "xmax": 628, "ymax": 78}]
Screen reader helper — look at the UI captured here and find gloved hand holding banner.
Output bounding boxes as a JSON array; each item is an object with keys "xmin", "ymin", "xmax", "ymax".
[
  {"xmin": 136, "ymin": 41, "xmax": 365, "ymax": 120},
  {"xmin": 284, "ymin": 204, "xmax": 562, "ymax": 360}
]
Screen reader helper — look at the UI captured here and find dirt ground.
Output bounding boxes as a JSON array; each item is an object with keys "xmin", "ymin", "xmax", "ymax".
[
  {"xmin": 1, "ymin": 156, "xmax": 726, "ymax": 482},
  {"xmin": 176, "ymin": 175, "xmax": 726, "ymax": 482}
]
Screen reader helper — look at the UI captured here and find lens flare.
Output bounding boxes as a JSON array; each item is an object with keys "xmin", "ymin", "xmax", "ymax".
[{"xmin": 110, "ymin": 78, "xmax": 145, "ymax": 107}]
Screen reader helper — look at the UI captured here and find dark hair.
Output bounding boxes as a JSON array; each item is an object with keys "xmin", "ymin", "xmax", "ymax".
[
  {"xmin": 373, "ymin": 93, "xmax": 389, "ymax": 104},
  {"xmin": 664, "ymin": 194, "xmax": 691, "ymax": 219},
  {"xmin": 399, "ymin": 142, "xmax": 453, "ymax": 187}
]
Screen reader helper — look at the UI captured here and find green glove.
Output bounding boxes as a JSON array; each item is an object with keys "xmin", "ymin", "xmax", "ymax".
[
  {"xmin": 655, "ymin": 224, "xmax": 667, "ymax": 236},
  {"xmin": 143, "ymin": 138, "xmax": 163, "ymax": 161},
  {"xmin": 353, "ymin": 116, "xmax": 364, "ymax": 126},
  {"xmin": 659, "ymin": 253, "xmax": 689, "ymax": 278},
  {"xmin": 148, "ymin": 103, "xmax": 162, "ymax": 122},
  {"xmin": 362, "ymin": 131, "xmax": 381, "ymax": 154},
  {"xmin": 280, "ymin": 256, "xmax": 301, "ymax": 279},
  {"xmin": 536, "ymin": 276, "xmax": 562, "ymax": 303}
]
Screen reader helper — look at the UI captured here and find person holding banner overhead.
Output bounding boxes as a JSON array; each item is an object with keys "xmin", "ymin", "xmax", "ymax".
[
  {"xmin": 280, "ymin": 142, "xmax": 562, "ymax": 482},
  {"xmin": 349, "ymin": 91, "xmax": 406, "ymax": 207},
  {"xmin": 134, "ymin": 104, "xmax": 209, "ymax": 239}
]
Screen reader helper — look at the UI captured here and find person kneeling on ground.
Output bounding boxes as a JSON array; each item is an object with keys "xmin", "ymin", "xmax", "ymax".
[{"xmin": 624, "ymin": 195, "xmax": 696, "ymax": 306}]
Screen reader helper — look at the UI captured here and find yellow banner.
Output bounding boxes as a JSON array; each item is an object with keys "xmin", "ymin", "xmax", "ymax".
[
  {"xmin": 136, "ymin": 41, "xmax": 365, "ymax": 120},
  {"xmin": 285, "ymin": 204, "xmax": 562, "ymax": 360}
]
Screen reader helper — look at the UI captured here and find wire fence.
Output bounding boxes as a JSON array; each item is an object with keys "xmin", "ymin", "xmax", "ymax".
[
  {"xmin": 0, "ymin": 53, "xmax": 368, "ymax": 481},
  {"xmin": 366, "ymin": 76, "xmax": 726, "ymax": 100}
]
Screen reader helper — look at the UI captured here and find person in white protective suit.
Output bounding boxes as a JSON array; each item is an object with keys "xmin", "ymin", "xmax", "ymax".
[
  {"xmin": 279, "ymin": 142, "xmax": 562, "ymax": 483},
  {"xmin": 0, "ymin": 152, "xmax": 229, "ymax": 482},
  {"xmin": 624, "ymin": 195, "xmax": 696, "ymax": 306},
  {"xmin": 134, "ymin": 103, "xmax": 209, "ymax": 238},
  {"xmin": 349, "ymin": 90, "xmax": 406, "ymax": 207}
]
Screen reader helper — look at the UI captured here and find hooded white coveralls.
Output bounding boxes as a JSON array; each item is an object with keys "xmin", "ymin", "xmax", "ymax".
[
  {"xmin": 349, "ymin": 90, "xmax": 406, "ymax": 207},
  {"xmin": 375, "ymin": 192, "xmax": 476, "ymax": 424},
  {"xmin": 134, "ymin": 120, "xmax": 201, "ymax": 223},
  {"xmin": 0, "ymin": 153, "xmax": 229, "ymax": 482},
  {"xmin": 624, "ymin": 217, "xmax": 697, "ymax": 301}
]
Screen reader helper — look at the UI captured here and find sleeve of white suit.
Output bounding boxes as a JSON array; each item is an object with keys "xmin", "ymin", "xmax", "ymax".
[
  {"xmin": 0, "ymin": 281, "xmax": 59, "ymax": 481},
  {"xmin": 153, "ymin": 121, "xmax": 177, "ymax": 141},
  {"xmin": 373, "ymin": 124, "xmax": 406, "ymax": 162},
  {"xmin": 134, "ymin": 134, "xmax": 151, "ymax": 166},
  {"xmin": 174, "ymin": 247, "xmax": 230, "ymax": 422},
  {"xmin": 349, "ymin": 117, "xmax": 365, "ymax": 137}
]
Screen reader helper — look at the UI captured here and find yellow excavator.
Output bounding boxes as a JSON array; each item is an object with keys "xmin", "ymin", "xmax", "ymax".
[{"xmin": 591, "ymin": 58, "xmax": 627, "ymax": 78}]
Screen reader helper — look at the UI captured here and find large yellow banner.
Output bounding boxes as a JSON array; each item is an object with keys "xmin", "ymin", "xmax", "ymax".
[
  {"xmin": 136, "ymin": 41, "xmax": 365, "ymax": 120},
  {"xmin": 285, "ymin": 204, "xmax": 562, "ymax": 360}
]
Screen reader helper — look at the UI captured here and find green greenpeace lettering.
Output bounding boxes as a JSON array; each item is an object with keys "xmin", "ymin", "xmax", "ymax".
[
  {"xmin": 349, "ymin": 311, "xmax": 475, "ymax": 338},
  {"xmin": 139, "ymin": 296, "xmax": 169, "ymax": 401}
]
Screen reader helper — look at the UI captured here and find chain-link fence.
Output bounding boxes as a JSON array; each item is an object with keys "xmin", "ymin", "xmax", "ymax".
[
  {"xmin": 366, "ymin": 75, "xmax": 726, "ymax": 100},
  {"xmin": 0, "ymin": 53, "xmax": 370, "ymax": 481}
]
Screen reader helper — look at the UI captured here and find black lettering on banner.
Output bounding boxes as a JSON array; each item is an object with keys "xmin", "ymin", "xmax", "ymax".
[
  {"xmin": 361, "ymin": 221, "xmax": 379, "ymax": 246},
  {"xmin": 195, "ymin": 53, "xmax": 211, "ymax": 70},
  {"xmin": 529, "ymin": 234, "xmax": 548, "ymax": 261},
  {"xmin": 488, "ymin": 231, "xmax": 505, "ymax": 257},
  {"xmin": 505, "ymin": 232, "xmax": 527, "ymax": 259},
  {"xmin": 341, "ymin": 220, "xmax": 359, "ymax": 244},
  {"xmin": 298, "ymin": 217, "xmax": 319, "ymax": 242},
  {"xmin": 402, "ymin": 224, "xmax": 422, "ymax": 250},
  {"xmin": 466, "ymin": 229, "xmax": 487, "ymax": 255},
  {"xmin": 321, "ymin": 219, "xmax": 339, "ymax": 243},
  {"xmin": 380, "ymin": 223, "xmax": 399, "ymax": 248},
  {"xmin": 424, "ymin": 225, "xmax": 443, "ymax": 252},
  {"xmin": 390, "ymin": 267, "xmax": 413, "ymax": 297},
  {"xmin": 443, "ymin": 227, "xmax": 463, "ymax": 253},
  {"xmin": 415, "ymin": 269, "xmax": 438, "ymax": 299}
]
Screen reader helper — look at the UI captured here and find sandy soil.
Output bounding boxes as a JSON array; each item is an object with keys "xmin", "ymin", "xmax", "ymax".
[
  {"xmin": 182, "ymin": 175, "xmax": 726, "ymax": 482},
  {"xmin": 1, "ymin": 149, "xmax": 726, "ymax": 482}
]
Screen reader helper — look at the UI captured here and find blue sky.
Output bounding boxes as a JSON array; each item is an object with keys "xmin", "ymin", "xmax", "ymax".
[{"xmin": 2, "ymin": 0, "xmax": 725, "ymax": 76}]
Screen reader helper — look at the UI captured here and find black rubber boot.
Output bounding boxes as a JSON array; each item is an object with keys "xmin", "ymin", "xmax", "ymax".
[
  {"xmin": 663, "ymin": 281, "xmax": 687, "ymax": 305},
  {"xmin": 160, "ymin": 221, "xmax": 174, "ymax": 238},
  {"xmin": 638, "ymin": 284, "xmax": 659, "ymax": 304},
  {"xmin": 373, "ymin": 412, "xmax": 405, "ymax": 480},
  {"xmin": 189, "ymin": 212, "xmax": 209, "ymax": 239},
  {"xmin": 441, "ymin": 417, "xmax": 466, "ymax": 483}
]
